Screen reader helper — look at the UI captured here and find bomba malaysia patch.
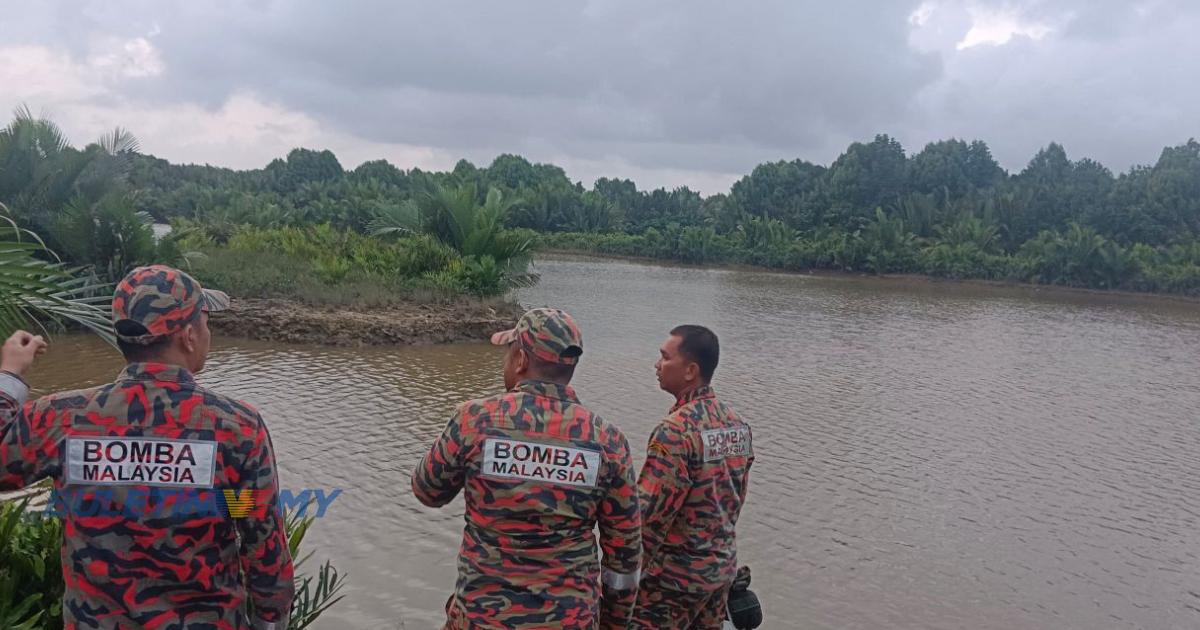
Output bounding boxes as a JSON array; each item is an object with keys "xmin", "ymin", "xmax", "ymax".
[
  {"xmin": 701, "ymin": 426, "xmax": 751, "ymax": 462},
  {"xmin": 65, "ymin": 437, "xmax": 217, "ymax": 488},
  {"xmin": 482, "ymin": 438, "xmax": 601, "ymax": 487}
]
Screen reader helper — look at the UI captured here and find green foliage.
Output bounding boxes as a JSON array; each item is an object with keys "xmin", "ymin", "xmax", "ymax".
[
  {"xmin": 8, "ymin": 107, "xmax": 1200, "ymax": 298},
  {"xmin": 0, "ymin": 204, "xmax": 115, "ymax": 342},
  {"xmin": 0, "ymin": 106, "xmax": 145, "ymax": 281},
  {"xmin": 1018, "ymin": 223, "xmax": 1135, "ymax": 288},
  {"xmin": 366, "ymin": 199, "xmax": 420, "ymax": 238},
  {"xmin": 49, "ymin": 196, "xmax": 158, "ymax": 281},
  {"xmin": 861, "ymin": 207, "xmax": 917, "ymax": 274},
  {"xmin": 826, "ymin": 134, "xmax": 908, "ymax": 227},
  {"xmin": 729, "ymin": 159, "xmax": 826, "ymax": 229},
  {"xmin": 734, "ymin": 214, "xmax": 794, "ymax": 251},
  {"xmin": 0, "ymin": 495, "xmax": 63, "ymax": 629},
  {"xmin": 934, "ymin": 212, "xmax": 1002, "ymax": 253},
  {"xmin": 280, "ymin": 507, "xmax": 346, "ymax": 629},
  {"xmin": 266, "ymin": 148, "xmax": 344, "ymax": 193},
  {"xmin": 193, "ymin": 223, "xmax": 523, "ymax": 301},
  {"xmin": 387, "ymin": 183, "xmax": 538, "ymax": 291},
  {"xmin": 908, "ymin": 139, "xmax": 1004, "ymax": 197}
]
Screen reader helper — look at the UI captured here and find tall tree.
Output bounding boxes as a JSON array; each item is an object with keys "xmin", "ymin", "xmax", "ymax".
[
  {"xmin": 825, "ymin": 134, "xmax": 908, "ymax": 228},
  {"xmin": 729, "ymin": 159, "xmax": 825, "ymax": 230},
  {"xmin": 908, "ymin": 139, "xmax": 1004, "ymax": 197}
]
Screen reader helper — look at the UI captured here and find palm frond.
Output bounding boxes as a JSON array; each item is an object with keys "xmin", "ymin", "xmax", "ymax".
[
  {"xmin": 0, "ymin": 203, "xmax": 114, "ymax": 343},
  {"xmin": 97, "ymin": 127, "xmax": 139, "ymax": 156},
  {"xmin": 366, "ymin": 200, "xmax": 420, "ymax": 237}
]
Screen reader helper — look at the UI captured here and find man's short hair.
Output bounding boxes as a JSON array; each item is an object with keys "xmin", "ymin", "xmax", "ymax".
[
  {"xmin": 670, "ymin": 324, "xmax": 719, "ymax": 382},
  {"xmin": 529, "ymin": 354, "xmax": 577, "ymax": 382},
  {"xmin": 115, "ymin": 321, "xmax": 172, "ymax": 362}
]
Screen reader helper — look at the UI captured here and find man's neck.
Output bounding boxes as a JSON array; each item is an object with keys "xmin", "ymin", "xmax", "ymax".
[
  {"xmin": 673, "ymin": 381, "xmax": 708, "ymax": 402},
  {"xmin": 126, "ymin": 355, "xmax": 191, "ymax": 372}
]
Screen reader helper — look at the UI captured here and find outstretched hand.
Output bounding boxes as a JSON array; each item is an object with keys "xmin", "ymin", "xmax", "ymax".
[{"xmin": 1, "ymin": 330, "xmax": 48, "ymax": 377}]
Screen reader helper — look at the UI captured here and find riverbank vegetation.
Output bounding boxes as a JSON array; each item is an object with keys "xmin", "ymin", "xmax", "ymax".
[
  {"xmin": 0, "ymin": 108, "xmax": 535, "ymax": 303},
  {"xmin": 129, "ymin": 131, "xmax": 1200, "ymax": 296},
  {"xmin": 5, "ymin": 106, "xmax": 1200, "ymax": 299}
]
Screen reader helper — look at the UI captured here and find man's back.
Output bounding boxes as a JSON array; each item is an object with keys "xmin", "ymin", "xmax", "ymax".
[
  {"xmin": 413, "ymin": 379, "xmax": 640, "ymax": 629},
  {"xmin": 640, "ymin": 386, "xmax": 754, "ymax": 593},
  {"xmin": 0, "ymin": 361, "xmax": 294, "ymax": 629}
]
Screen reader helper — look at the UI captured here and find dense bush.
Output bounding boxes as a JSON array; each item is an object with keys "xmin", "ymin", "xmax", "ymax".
[
  {"xmin": 187, "ymin": 224, "xmax": 526, "ymax": 302},
  {"xmin": 540, "ymin": 219, "xmax": 1200, "ymax": 296}
]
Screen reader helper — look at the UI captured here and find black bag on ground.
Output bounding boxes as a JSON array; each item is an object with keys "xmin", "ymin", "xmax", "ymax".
[{"xmin": 727, "ymin": 566, "xmax": 762, "ymax": 629}]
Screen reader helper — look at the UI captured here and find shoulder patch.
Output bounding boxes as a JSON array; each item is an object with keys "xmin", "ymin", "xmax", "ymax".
[{"xmin": 701, "ymin": 426, "xmax": 751, "ymax": 462}]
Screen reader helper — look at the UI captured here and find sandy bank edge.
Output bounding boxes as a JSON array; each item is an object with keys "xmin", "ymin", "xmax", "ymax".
[{"xmin": 209, "ymin": 297, "xmax": 525, "ymax": 347}]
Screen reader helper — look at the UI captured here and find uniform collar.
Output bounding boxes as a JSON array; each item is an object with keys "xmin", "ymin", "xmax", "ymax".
[
  {"xmin": 514, "ymin": 379, "xmax": 579, "ymax": 404},
  {"xmin": 117, "ymin": 362, "xmax": 197, "ymax": 386},
  {"xmin": 672, "ymin": 384, "xmax": 715, "ymax": 411}
]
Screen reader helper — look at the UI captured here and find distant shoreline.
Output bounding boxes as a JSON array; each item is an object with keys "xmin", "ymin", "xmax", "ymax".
[{"xmin": 539, "ymin": 249, "xmax": 1200, "ymax": 307}]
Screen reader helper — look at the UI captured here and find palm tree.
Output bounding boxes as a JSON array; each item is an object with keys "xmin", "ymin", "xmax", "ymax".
[
  {"xmin": 0, "ymin": 106, "xmax": 78, "ymax": 223},
  {"xmin": 374, "ymin": 183, "xmax": 533, "ymax": 261},
  {"xmin": 736, "ymin": 213, "xmax": 794, "ymax": 250},
  {"xmin": 0, "ymin": 107, "xmax": 150, "ymax": 283},
  {"xmin": 862, "ymin": 207, "xmax": 916, "ymax": 273},
  {"xmin": 0, "ymin": 106, "xmax": 138, "ymax": 231},
  {"xmin": 50, "ymin": 195, "xmax": 160, "ymax": 280},
  {"xmin": 369, "ymin": 182, "xmax": 537, "ymax": 291},
  {"xmin": 0, "ymin": 203, "xmax": 113, "ymax": 342},
  {"xmin": 934, "ymin": 213, "xmax": 1001, "ymax": 253},
  {"xmin": 365, "ymin": 200, "xmax": 421, "ymax": 238}
]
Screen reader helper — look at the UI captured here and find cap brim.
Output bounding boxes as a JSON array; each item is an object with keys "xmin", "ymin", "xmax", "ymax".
[
  {"xmin": 201, "ymin": 288, "xmax": 230, "ymax": 313},
  {"xmin": 490, "ymin": 329, "xmax": 517, "ymax": 346}
]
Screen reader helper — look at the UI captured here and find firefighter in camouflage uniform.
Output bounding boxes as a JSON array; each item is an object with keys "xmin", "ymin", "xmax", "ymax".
[
  {"xmin": 0, "ymin": 265, "xmax": 294, "ymax": 630},
  {"xmin": 633, "ymin": 325, "xmax": 753, "ymax": 630},
  {"xmin": 412, "ymin": 307, "xmax": 641, "ymax": 629}
]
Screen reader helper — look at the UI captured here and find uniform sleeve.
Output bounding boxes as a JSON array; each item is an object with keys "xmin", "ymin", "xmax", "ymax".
[
  {"xmin": 411, "ymin": 404, "xmax": 471, "ymax": 508},
  {"xmin": 637, "ymin": 421, "xmax": 691, "ymax": 562},
  {"xmin": 597, "ymin": 430, "xmax": 641, "ymax": 630},
  {"xmin": 0, "ymin": 373, "xmax": 42, "ymax": 490},
  {"xmin": 739, "ymin": 426, "xmax": 754, "ymax": 505},
  {"xmin": 236, "ymin": 415, "xmax": 295, "ymax": 627}
]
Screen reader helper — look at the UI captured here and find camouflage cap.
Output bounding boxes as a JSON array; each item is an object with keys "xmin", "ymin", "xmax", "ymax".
[
  {"xmin": 112, "ymin": 265, "xmax": 230, "ymax": 345},
  {"xmin": 491, "ymin": 307, "xmax": 583, "ymax": 365}
]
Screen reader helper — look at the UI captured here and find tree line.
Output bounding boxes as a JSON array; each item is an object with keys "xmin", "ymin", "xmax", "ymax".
[{"xmin": 5, "ymin": 103, "xmax": 1200, "ymax": 295}]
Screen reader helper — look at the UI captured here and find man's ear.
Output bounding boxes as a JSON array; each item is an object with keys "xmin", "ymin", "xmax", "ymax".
[
  {"xmin": 181, "ymin": 322, "xmax": 198, "ymax": 355},
  {"xmin": 684, "ymin": 361, "xmax": 700, "ymax": 383},
  {"xmin": 515, "ymin": 346, "xmax": 531, "ymax": 374}
]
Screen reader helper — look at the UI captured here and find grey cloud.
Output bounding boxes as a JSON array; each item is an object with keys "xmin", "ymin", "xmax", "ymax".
[
  {"xmin": 904, "ymin": 0, "xmax": 1200, "ymax": 174},
  {"xmin": 3, "ymin": 0, "xmax": 1198, "ymax": 190}
]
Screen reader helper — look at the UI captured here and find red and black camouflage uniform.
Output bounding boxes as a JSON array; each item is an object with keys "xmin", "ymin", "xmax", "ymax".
[
  {"xmin": 412, "ymin": 308, "xmax": 641, "ymax": 630},
  {"xmin": 633, "ymin": 385, "xmax": 753, "ymax": 629},
  {"xmin": 0, "ymin": 265, "xmax": 293, "ymax": 630}
]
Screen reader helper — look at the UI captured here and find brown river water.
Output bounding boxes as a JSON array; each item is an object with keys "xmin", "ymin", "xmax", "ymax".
[{"xmin": 23, "ymin": 256, "xmax": 1200, "ymax": 629}]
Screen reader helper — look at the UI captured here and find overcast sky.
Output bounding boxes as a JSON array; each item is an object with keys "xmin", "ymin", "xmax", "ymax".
[{"xmin": 1, "ymin": 1, "xmax": 1195, "ymax": 193}]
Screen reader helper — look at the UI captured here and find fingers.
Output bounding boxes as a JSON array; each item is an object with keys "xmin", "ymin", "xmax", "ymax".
[
  {"xmin": 12, "ymin": 332, "xmax": 43, "ymax": 346},
  {"xmin": 1, "ymin": 330, "xmax": 46, "ymax": 377},
  {"xmin": 5, "ymin": 331, "xmax": 48, "ymax": 352}
]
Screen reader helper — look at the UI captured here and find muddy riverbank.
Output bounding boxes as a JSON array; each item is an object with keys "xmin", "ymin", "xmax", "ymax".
[{"xmin": 209, "ymin": 297, "xmax": 524, "ymax": 347}]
